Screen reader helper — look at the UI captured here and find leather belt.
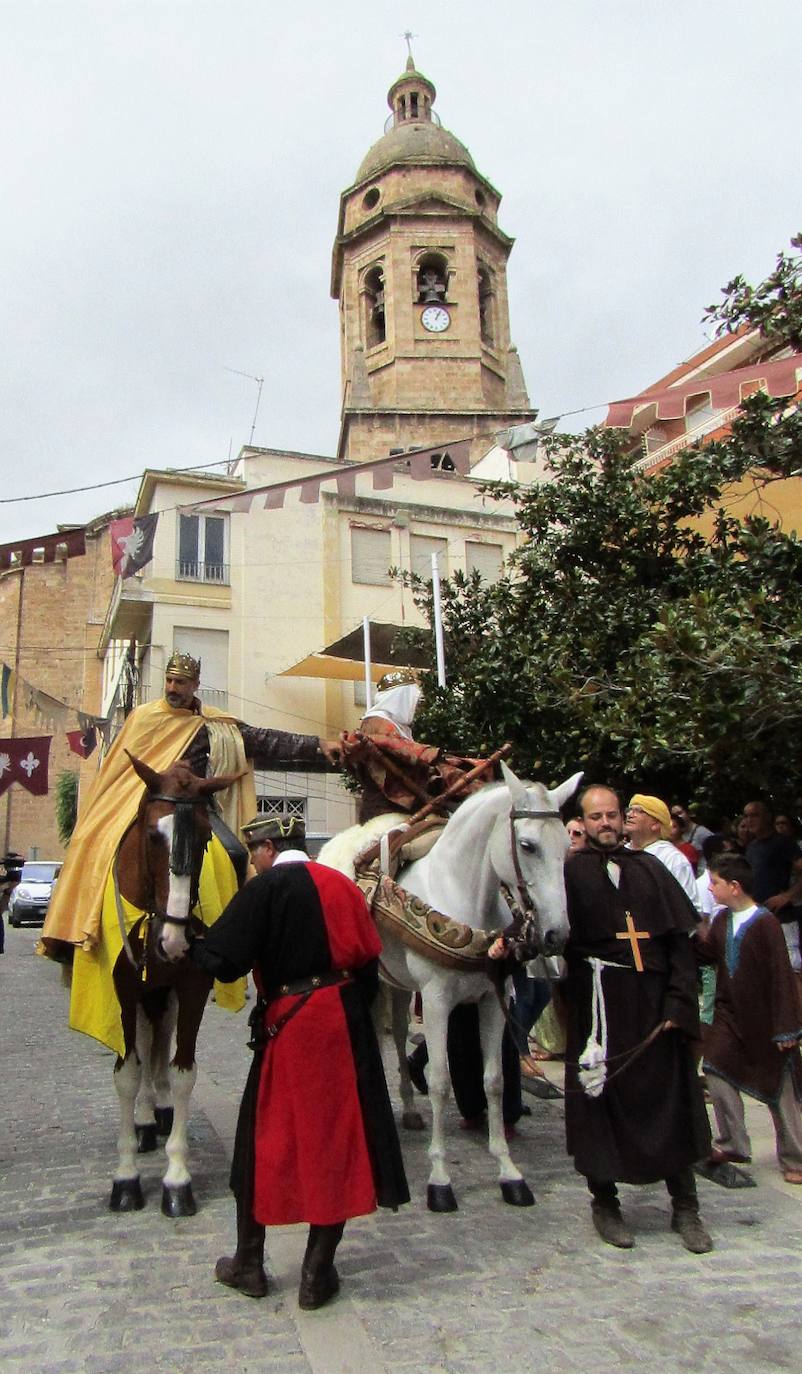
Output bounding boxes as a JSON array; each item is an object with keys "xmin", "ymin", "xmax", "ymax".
[
  {"xmin": 252, "ymin": 968, "xmax": 354, "ymax": 1047},
  {"xmin": 271, "ymin": 968, "xmax": 353, "ymax": 998}
]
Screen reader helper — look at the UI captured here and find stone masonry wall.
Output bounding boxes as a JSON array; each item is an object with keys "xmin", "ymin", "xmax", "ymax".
[{"xmin": 0, "ymin": 522, "xmax": 117, "ymax": 859}]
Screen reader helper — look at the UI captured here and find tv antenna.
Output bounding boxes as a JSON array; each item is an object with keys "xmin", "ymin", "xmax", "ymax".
[{"xmin": 223, "ymin": 366, "xmax": 265, "ymax": 446}]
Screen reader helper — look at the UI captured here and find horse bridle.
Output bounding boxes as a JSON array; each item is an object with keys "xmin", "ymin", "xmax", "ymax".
[
  {"xmin": 115, "ymin": 792, "xmax": 210, "ymax": 970},
  {"xmin": 506, "ymin": 805, "xmax": 561, "ymax": 955}
]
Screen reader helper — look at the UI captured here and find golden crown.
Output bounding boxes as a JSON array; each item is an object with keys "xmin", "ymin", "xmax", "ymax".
[
  {"xmin": 165, "ymin": 651, "xmax": 201, "ymax": 679},
  {"xmin": 376, "ymin": 668, "xmax": 419, "ymax": 692}
]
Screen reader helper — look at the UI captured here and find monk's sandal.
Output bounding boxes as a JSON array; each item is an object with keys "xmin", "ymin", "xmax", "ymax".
[
  {"xmin": 671, "ymin": 1208, "xmax": 713, "ymax": 1254},
  {"xmin": 591, "ymin": 1202, "xmax": 634, "ymax": 1249}
]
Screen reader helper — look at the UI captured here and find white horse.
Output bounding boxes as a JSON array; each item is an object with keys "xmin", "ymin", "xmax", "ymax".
[{"xmin": 319, "ymin": 764, "xmax": 581, "ymax": 1211}]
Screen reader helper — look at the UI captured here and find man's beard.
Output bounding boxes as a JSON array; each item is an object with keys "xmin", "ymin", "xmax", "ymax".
[{"xmin": 587, "ymin": 828, "xmax": 623, "ymax": 851}]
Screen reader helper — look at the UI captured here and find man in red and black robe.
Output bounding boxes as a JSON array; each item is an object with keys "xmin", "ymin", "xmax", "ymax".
[{"xmin": 189, "ymin": 814, "xmax": 409, "ymax": 1310}]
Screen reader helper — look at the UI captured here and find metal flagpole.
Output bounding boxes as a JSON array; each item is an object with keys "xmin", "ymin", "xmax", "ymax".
[
  {"xmin": 363, "ymin": 617, "xmax": 372, "ymax": 709},
  {"xmin": 431, "ymin": 552, "xmax": 446, "ymax": 688}
]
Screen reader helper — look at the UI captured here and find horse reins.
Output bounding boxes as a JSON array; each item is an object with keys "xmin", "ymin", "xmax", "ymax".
[{"xmin": 497, "ymin": 987, "xmax": 666, "ymax": 1095}]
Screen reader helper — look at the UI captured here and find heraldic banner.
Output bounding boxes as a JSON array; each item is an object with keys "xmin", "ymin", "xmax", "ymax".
[{"xmin": 0, "ymin": 736, "xmax": 52, "ymax": 798}]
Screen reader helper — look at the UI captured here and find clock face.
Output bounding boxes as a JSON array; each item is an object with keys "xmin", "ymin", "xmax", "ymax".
[{"xmin": 421, "ymin": 305, "xmax": 451, "ymax": 333}]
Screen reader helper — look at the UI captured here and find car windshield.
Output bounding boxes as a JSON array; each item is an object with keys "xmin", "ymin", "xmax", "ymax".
[{"xmin": 21, "ymin": 864, "xmax": 60, "ymax": 882}]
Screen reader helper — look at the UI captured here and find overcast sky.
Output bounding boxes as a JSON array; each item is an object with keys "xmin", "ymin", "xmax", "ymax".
[{"xmin": 1, "ymin": 0, "xmax": 799, "ymax": 543}]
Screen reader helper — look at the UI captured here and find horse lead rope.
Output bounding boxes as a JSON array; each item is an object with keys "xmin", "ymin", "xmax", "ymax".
[{"xmin": 497, "ymin": 984, "xmax": 665, "ymax": 1097}]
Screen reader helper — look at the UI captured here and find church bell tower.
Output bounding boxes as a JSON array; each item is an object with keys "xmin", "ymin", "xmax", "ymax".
[{"xmin": 331, "ymin": 55, "xmax": 537, "ymax": 463}]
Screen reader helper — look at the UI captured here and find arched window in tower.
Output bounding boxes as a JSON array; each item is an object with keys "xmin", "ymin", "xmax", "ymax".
[
  {"xmin": 478, "ymin": 264, "xmax": 495, "ymax": 346},
  {"xmin": 416, "ymin": 253, "xmax": 449, "ymax": 304},
  {"xmin": 362, "ymin": 265, "xmax": 386, "ymax": 348}
]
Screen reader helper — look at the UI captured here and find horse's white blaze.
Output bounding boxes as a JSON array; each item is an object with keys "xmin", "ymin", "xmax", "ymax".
[{"xmin": 156, "ymin": 815, "xmax": 192, "ymax": 959}]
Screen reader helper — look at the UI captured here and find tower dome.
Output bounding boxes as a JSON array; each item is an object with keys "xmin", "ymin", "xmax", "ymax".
[{"xmin": 355, "ymin": 56, "xmax": 475, "ymax": 183}]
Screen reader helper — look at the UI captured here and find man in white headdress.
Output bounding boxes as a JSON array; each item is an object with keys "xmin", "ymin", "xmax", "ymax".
[
  {"xmin": 343, "ymin": 669, "xmax": 480, "ymax": 825},
  {"xmin": 359, "ymin": 671, "xmax": 421, "ymax": 742}
]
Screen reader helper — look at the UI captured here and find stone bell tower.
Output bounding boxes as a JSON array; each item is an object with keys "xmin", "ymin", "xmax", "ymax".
[{"xmin": 331, "ymin": 54, "xmax": 537, "ymax": 463}]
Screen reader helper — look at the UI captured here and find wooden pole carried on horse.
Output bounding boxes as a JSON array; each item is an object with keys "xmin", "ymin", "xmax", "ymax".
[
  {"xmin": 355, "ymin": 742, "xmax": 513, "ymax": 868},
  {"xmin": 402, "ymin": 741, "xmax": 513, "ymax": 826}
]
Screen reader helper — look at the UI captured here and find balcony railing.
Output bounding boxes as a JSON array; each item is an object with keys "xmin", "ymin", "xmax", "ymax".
[
  {"xmin": 198, "ymin": 687, "xmax": 229, "ymax": 710},
  {"xmin": 634, "ymin": 404, "xmax": 741, "ymax": 471},
  {"xmin": 176, "ymin": 560, "xmax": 229, "ymax": 585}
]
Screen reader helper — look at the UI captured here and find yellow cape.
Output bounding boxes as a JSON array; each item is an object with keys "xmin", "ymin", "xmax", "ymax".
[{"xmin": 40, "ymin": 696, "xmax": 256, "ymax": 952}]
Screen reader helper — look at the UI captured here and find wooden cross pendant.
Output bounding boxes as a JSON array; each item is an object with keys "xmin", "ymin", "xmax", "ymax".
[{"xmin": 616, "ymin": 911, "xmax": 650, "ymax": 972}]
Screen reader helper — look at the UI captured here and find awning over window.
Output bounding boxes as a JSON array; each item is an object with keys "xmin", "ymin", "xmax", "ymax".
[{"xmin": 278, "ymin": 622, "xmax": 429, "ymax": 682}]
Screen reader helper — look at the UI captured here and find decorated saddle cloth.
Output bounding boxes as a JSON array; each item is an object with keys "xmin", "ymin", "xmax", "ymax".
[
  {"xmin": 352, "ymin": 823, "xmax": 495, "ymax": 974},
  {"xmin": 69, "ymin": 833, "xmax": 246, "ymax": 1057},
  {"xmin": 320, "ymin": 814, "xmax": 495, "ymax": 973}
]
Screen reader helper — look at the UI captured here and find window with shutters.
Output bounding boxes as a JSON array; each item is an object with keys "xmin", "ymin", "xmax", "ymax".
[
  {"xmin": 351, "ymin": 527, "xmax": 392, "ymax": 585},
  {"xmin": 410, "ymin": 534, "xmax": 448, "ymax": 581},
  {"xmin": 466, "ymin": 541, "xmax": 503, "ymax": 582},
  {"xmin": 177, "ymin": 513, "xmax": 229, "ymax": 583},
  {"xmin": 173, "ymin": 627, "xmax": 229, "ymax": 709}
]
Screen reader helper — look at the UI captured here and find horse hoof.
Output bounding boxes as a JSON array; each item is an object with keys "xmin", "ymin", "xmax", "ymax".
[
  {"xmin": 427, "ymin": 1184, "xmax": 458, "ymax": 1213},
  {"xmin": 500, "ymin": 1179, "xmax": 536, "ymax": 1207},
  {"xmin": 155, "ymin": 1106, "xmax": 174, "ymax": 1137},
  {"xmin": 136, "ymin": 1123, "xmax": 158, "ymax": 1153},
  {"xmin": 110, "ymin": 1178, "xmax": 144, "ymax": 1212},
  {"xmin": 161, "ymin": 1182, "xmax": 197, "ymax": 1217},
  {"xmin": 402, "ymin": 1109, "xmax": 426, "ymax": 1131}
]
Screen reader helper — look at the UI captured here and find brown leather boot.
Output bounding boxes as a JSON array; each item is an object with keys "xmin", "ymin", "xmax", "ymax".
[
  {"xmin": 298, "ymin": 1222, "xmax": 345, "ymax": 1310},
  {"xmin": 671, "ymin": 1205, "xmax": 714, "ymax": 1254},
  {"xmin": 591, "ymin": 1201, "xmax": 635, "ymax": 1249},
  {"xmin": 215, "ymin": 1194, "xmax": 269, "ymax": 1298}
]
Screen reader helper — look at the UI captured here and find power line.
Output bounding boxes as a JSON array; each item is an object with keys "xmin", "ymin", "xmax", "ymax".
[
  {"xmin": 0, "ymin": 406, "xmax": 617, "ymax": 513},
  {"xmin": 0, "ymin": 457, "xmax": 236, "ymax": 506}
]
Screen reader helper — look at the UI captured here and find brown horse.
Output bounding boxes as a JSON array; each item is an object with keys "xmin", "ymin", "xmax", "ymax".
[{"xmin": 109, "ymin": 752, "xmax": 242, "ymax": 1217}]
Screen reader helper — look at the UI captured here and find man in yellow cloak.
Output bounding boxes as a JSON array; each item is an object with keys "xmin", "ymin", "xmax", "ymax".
[{"xmin": 40, "ymin": 652, "xmax": 337, "ymax": 1056}]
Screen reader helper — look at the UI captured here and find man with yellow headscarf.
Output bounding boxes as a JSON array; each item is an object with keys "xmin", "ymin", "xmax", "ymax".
[{"xmin": 40, "ymin": 652, "xmax": 339, "ymax": 1054}]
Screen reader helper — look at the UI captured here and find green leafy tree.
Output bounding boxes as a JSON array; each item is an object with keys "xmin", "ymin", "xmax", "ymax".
[
  {"xmin": 704, "ymin": 232, "xmax": 802, "ymax": 351},
  {"xmin": 404, "ymin": 311, "xmax": 802, "ymax": 817}
]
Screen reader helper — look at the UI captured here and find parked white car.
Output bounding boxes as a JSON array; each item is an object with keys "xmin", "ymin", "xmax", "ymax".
[{"xmin": 7, "ymin": 861, "xmax": 62, "ymax": 927}]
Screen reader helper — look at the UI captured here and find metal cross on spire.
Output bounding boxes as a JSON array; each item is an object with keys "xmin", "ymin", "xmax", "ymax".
[{"xmin": 401, "ymin": 30, "xmax": 417, "ymax": 63}]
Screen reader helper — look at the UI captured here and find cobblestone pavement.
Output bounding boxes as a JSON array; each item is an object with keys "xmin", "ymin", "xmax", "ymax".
[{"xmin": 2, "ymin": 923, "xmax": 801, "ymax": 1374}]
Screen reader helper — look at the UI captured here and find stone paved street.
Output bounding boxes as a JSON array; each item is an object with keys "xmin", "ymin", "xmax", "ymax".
[{"xmin": 2, "ymin": 923, "xmax": 801, "ymax": 1373}]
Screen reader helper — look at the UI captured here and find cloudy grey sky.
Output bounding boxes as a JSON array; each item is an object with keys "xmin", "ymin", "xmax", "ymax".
[{"xmin": 1, "ymin": 0, "xmax": 799, "ymax": 543}]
